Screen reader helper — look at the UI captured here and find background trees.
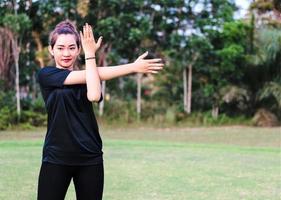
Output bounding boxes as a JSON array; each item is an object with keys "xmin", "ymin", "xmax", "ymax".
[{"xmin": 0, "ymin": 0, "xmax": 280, "ymax": 129}]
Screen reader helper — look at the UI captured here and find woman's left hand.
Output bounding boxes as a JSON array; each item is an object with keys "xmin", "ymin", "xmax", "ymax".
[
  {"xmin": 133, "ymin": 51, "xmax": 164, "ymax": 74},
  {"xmin": 80, "ymin": 23, "xmax": 102, "ymax": 57}
]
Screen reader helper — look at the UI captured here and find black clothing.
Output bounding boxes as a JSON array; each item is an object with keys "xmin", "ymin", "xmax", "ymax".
[
  {"xmin": 37, "ymin": 66, "xmax": 103, "ymax": 166},
  {"xmin": 37, "ymin": 162, "xmax": 104, "ymax": 200}
]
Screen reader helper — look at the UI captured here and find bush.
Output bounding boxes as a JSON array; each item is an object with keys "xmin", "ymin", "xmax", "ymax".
[
  {"xmin": 0, "ymin": 87, "xmax": 17, "ymax": 130},
  {"xmin": 20, "ymin": 110, "xmax": 47, "ymax": 127},
  {"xmin": 252, "ymin": 108, "xmax": 280, "ymax": 127},
  {"xmin": 0, "ymin": 106, "xmax": 16, "ymax": 130},
  {"xmin": 176, "ymin": 111, "xmax": 252, "ymax": 126},
  {"xmin": 98, "ymin": 99, "xmax": 138, "ymax": 123},
  {"xmin": 18, "ymin": 96, "xmax": 47, "ymax": 127}
]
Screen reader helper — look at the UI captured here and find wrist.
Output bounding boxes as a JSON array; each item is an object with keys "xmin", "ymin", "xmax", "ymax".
[
  {"xmin": 85, "ymin": 56, "xmax": 96, "ymax": 61},
  {"xmin": 84, "ymin": 53, "xmax": 96, "ymax": 58},
  {"xmin": 129, "ymin": 63, "xmax": 137, "ymax": 73}
]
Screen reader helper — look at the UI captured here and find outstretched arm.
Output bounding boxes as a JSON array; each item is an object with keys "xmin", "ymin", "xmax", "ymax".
[
  {"xmin": 64, "ymin": 52, "xmax": 164, "ymax": 83},
  {"xmin": 98, "ymin": 52, "xmax": 164, "ymax": 80}
]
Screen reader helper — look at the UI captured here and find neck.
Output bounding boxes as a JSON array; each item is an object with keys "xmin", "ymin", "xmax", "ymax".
[{"xmin": 56, "ymin": 65, "xmax": 73, "ymax": 71}]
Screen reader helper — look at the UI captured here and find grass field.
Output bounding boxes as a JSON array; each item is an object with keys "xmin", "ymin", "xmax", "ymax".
[{"xmin": 0, "ymin": 126, "xmax": 280, "ymax": 200}]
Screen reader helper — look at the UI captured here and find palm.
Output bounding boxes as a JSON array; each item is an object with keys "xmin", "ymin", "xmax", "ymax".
[{"xmin": 80, "ymin": 23, "xmax": 102, "ymax": 55}]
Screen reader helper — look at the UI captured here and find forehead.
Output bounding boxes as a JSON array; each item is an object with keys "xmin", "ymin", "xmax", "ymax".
[{"xmin": 55, "ymin": 34, "xmax": 77, "ymax": 46}]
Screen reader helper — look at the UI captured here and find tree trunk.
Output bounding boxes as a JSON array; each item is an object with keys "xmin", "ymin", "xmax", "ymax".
[
  {"xmin": 183, "ymin": 68, "xmax": 188, "ymax": 113},
  {"xmin": 137, "ymin": 73, "xmax": 142, "ymax": 120},
  {"xmin": 15, "ymin": 59, "xmax": 20, "ymax": 119},
  {"xmin": 187, "ymin": 63, "xmax": 192, "ymax": 114},
  {"xmin": 183, "ymin": 53, "xmax": 199, "ymax": 114},
  {"xmin": 32, "ymin": 71, "xmax": 37, "ymax": 100},
  {"xmin": 12, "ymin": 38, "xmax": 20, "ymax": 119},
  {"xmin": 99, "ymin": 56, "xmax": 107, "ymax": 116},
  {"xmin": 0, "ymin": 28, "xmax": 13, "ymax": 86},
  {"xmin": 99, "ymin": 80, "xmax": 106, "ymax": 116},
  {"xmin": 32, "ymin": 31, "xmax": 44, "ymax": 68},
  {"xmin": 212, "ymin": 105, "xmax": 219, "ymax": 119}
]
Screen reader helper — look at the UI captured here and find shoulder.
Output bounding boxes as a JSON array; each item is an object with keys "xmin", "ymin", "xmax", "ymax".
[
  {"xmin": 38, "ymin": 66, "xmax": 60, "ymax": 75},
  {"xmin": 37, "ymin": 66, "xmax": 55, "ymax": 77},
  {"xmin": 37, "ymin": 66, "xmax": 72, "ymax": 87},
  {"xmin": 37, "ymin": 66, "xmax": 70, "ymax": 79}
]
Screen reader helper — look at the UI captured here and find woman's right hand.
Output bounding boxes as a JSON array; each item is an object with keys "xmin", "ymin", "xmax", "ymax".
[
  {"xmin": 133, "ymin": 51, "xmax": 164, "ymax": 74},
  {"xmin": 80, "ymin": 23, "xmax": 102, "ymax": 57}
]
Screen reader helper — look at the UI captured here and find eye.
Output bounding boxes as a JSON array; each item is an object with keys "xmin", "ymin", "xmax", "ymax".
[
  {"xmin": 57, "ymin": 47, "xmax": 63, "ymax": 50},
  {"xmin": 70, "ymin": 47, "xmax": 76, "ymax": 50}
]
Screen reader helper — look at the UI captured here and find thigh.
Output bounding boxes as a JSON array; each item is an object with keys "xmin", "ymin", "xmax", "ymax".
[
  {"xmin": 73, "ymin": 163, "xmax": 104, "ymax": 200},
  {"xmin": 37, "ymin": 162, "xmax": 72, "ymax": 200}
]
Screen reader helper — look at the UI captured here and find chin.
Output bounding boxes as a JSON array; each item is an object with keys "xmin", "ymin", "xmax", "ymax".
[
  {"xmin": 62, "ymin": 65, "xmax": 72, "ymax": 68},
  {"xmin": 57, "ymin": 62, "xmax": 74, "ymax": 69}
]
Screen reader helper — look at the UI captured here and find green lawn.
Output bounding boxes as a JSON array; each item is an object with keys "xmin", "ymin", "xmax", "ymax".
[{"xmin": 0, "ymin": 126, "xmax": 280, "ymax": 200}]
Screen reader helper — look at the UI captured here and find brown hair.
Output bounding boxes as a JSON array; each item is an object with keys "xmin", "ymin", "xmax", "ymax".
[{"xmin": 49, "ymin": 20, "xmax": 81, "ymax": 49}]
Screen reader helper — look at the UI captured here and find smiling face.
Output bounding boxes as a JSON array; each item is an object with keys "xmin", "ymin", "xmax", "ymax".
[{"xmin": 49, "ymin": 34, "xmax": 80, "ymax": 70}]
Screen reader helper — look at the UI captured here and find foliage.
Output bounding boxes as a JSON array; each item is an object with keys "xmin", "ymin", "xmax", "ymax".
[
  {"xmin": 0, "ymin": 85, "xmax": 16, "ymax": 130},
  {"xmin": 20, "ymin": 110, "xmax": 47, "ymax": 127},
  {"xmin": 19, "ymin": 96, "xmax": 47, "ymax": 127},
  {"xmin": 1, "ymin": 13, "xmax": 31, "ymax": 35},
  {"xmin": 97, "ymin": 99, "xmax": 138, "ymax": 123},
  {"xmin": 257, "ymin": 82, "xmax": 281, "ymax": 119},
  {"xmin": 0, "ymin": 106, "xmax": 16, "ymax": 130},
  {"xmin": 252, "ymin": 108, "xmax": 280, "ymax": 127},
  {"xmin": 0, "ymin": 0, "xmax": 280, "ymax": 130}
]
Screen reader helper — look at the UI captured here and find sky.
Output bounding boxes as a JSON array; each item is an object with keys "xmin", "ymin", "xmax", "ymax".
[{"xmin": 235, "ymin": 0, "xmax": 251, "ymax": 19}]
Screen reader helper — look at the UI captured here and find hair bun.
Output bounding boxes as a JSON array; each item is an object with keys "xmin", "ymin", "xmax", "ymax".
[
  {"xmin": 49, "ymin": 20, "xmax": 81, "ymax": 48},
  {"xmin": 55, "ymin": 20, "xmax": 76, "ymax": 31}
]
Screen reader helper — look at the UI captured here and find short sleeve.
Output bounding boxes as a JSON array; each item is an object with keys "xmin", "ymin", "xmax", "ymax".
[
  {"xmin": 97, "ymin": 93, "xmax": 103, "ymax": 103},
  {"xmin": 37, "ymin": 67, "xmax": 71, "ymax": 88}
]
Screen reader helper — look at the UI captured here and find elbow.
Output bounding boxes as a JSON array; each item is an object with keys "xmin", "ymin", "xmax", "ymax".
[{"xmin": 87, "ymin": 93, "xmax": 101, "ymax": 102}]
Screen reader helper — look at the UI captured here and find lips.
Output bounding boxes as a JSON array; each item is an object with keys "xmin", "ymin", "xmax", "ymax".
[{"xmin": 62, "ymin": 59, "xmax": 72, "ymax": 63}]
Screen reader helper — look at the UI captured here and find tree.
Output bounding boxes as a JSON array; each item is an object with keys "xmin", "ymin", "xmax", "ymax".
[
  {"xmin": 246, "ymin": 0, "xmax": 281, "ymax": 119},
  {"xmin": 154, "ymin": 0, "xmax": 240, "ymax": 118},
  {"xmin": 207, "ymin": 21, "xmax": 251, "ymax": 118},
  {"xmin": 250, "ymin": 0, "xmax": 281, "ymax": 27},
  {"xmin": 86, "ymin": 0, "xmax": 155, "ymax": 118},
  {"xmin": 1, "ymin": 11, "xmax": 31, "ymax": 119},
  {"xmin": 0, "ymin": 27, "xmax": 14, "ymax": 87}
]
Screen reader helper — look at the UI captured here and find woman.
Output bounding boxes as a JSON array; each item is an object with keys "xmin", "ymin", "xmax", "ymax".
[{"xmin": 37, "ymin": 20, "xmax": 163, "ymax": 200}]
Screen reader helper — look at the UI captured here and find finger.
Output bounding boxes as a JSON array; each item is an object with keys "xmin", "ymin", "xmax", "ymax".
[
  {"xmin": 88, "ymin": 24, "xmax": 92, "ymax": 40},
  {"xmin": 148, "ymin": 66, "xmax": 163, "ymax": 70},
  {"xmin": 83, "ymin": 25, "xmax": 86, "ymax": 38},
  {"xmin": 147, "ymin": 58, "xmax": 163, "ymax": 63},
  {"xmin": 86, "ymin": 23, "xmax": 90, "ymax": 39},
  {"xmin": 137, "ymin": 51, "xmax": 148, "ymax": 60},
  {"xmin": 148, "ymin": 70, "xmax": 159, "ymax": 74},
  {"xmin": 96, "ymin": 36, "xmax": 103, "ymax": 47},
  {"xmin": 84, "ymin": 23, "xmax": 88, "ymax": 39},
  {"xmin": 90, "ymin": 26, "xmax": 96, "ymax": 41},
  {"xmin": 149, "ymin": 63, "xmax": 164, "ymax": 67}
]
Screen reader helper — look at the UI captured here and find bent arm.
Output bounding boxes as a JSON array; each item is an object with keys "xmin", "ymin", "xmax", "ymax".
[
  {"xmin": 79, "ymin": 23, "xmax": 102, "ymax": 102},
  {"xmin": 85, "ymin": 57, "xmax": 101, "ymax": 101}
]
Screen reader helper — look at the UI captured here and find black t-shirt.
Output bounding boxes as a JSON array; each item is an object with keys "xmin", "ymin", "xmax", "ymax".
[{"xmin": 37, "ymin": 66, "xmax": 103, "ymax": 166}]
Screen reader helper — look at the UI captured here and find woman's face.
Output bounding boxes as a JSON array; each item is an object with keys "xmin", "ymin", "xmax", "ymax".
[{"xmin": 49, "ymin": 34, "xmax": 80, "ymax": 70}]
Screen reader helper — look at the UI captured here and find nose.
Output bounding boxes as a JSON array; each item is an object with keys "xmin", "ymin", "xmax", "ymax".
[{"xmin": 63, "ymin": 49, "xmax": 71, "ymax": 56}]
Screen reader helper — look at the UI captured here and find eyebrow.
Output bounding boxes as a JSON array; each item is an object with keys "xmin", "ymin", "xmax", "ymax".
[{"xmin": 56, "ymin": 44, "xmax": 76, "ymax": 47}]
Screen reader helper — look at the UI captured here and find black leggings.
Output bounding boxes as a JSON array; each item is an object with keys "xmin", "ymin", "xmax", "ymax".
[{"xmin": 37, "ymin": 162, "xmax": 104, "ymax": 200}]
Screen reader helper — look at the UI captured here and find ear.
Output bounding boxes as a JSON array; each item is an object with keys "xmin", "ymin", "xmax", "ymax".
[{"xmin": 48, "ymin": 45, "xmax": 54, "ymax": 57}]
